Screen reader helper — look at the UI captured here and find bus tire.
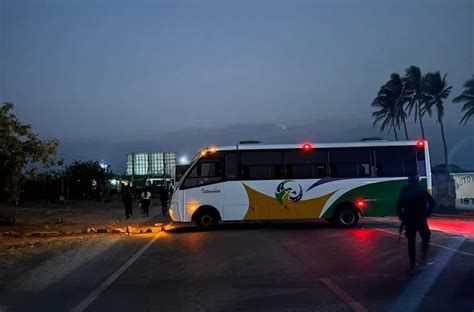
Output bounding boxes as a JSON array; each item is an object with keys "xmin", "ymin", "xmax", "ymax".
[
  {"xmin": 194, "ymin": 207, "xmax": 219, "ymax": 230},
  {"xmin": 335, "ymin": 204, "xmax": 359, "ymax": 228}
]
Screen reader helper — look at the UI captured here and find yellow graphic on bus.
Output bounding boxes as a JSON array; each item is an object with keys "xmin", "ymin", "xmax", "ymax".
[{"xmin": 243, "ymin": 184, "xmax": 336, "ymax": 220}]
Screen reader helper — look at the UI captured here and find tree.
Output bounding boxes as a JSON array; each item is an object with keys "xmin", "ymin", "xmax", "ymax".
[
  {"xmin": 0, "ymin": 103, "xmax": 59, "ymax": 204},
  {"xmin": 424, "ymin": 72, "xmax": 452, "ymax": 165},
  {"xmin": 64, "ymin": 161, "xmax": 107, "ymax": 200},
  {"xmin": 453, "ymin": 76, "xmax": 474, "ymax": 125},
  {"xmin": 371, "ymin": 73, "xmax": 410, "ymax": 140},
  {"xmin": 372, "ymin": 88, "xmax": 400, "ymax": 140},
  {"xmin": 22, "ymin": 170, "xmax": 63, "ymax": 202},
  {"xmin": 384, "ymin": 73, "xmax": 410, "ymax": 139},
  {"xmin": 404, "ymin": 66, "xmax": 430, "ymax": 139}
]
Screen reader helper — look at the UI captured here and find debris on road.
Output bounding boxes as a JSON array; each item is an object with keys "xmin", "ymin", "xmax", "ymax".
[
  {"xmin": 29, "ymin": 231, "xmax": 62, "ymax": 237},
  {"xmin": 10, "ymin": 231, "xmax": 22, "ymax": 238},
  {"xmin": 82, "ymin": 227, "xmax": 97, "ymax": 234},
  {"xmin": 2, "ymin": 231, "xmax": 22, "ymax": 238}
]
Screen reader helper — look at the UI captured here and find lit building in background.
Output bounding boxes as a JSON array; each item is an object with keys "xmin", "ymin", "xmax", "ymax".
[{"xmin": 126, "ymin": 152, "xmax": 176, "ymax": 187}]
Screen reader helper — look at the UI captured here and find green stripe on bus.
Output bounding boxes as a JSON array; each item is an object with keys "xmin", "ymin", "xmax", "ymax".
[{"xmin": 322, "ymin": 178, "xmax": 427, "ymax": 218}]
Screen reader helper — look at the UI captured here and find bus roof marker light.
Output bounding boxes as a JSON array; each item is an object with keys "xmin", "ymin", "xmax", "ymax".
[
  {"xmin": 302, "ymin": 143, "xmax": 312, "ymax": 151},
  {"xmin": 416, "ymin": 140, "xmax": 425, "ymax": 148},
  {"xmin": 209, "ymin": 147, "xmax": 217, "ymax": 153},
  {"xmin": 200, "ymin": 150, "xmax": 207, "ymax": 157}
]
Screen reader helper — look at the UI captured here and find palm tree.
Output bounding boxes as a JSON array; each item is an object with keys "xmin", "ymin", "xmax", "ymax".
[
  {"xmin": 372, "ymin": 73, "xmax": 410, "ymax": 140},
  {"xmin": 384, "ymin": 73, "xmax": 410, "ymax": 139},
  {"xmin": 404, "ymin": 66, "xmax": 430, "ymax": 139},
  {"xmin": 424, "ymin": 72, "xmax": 452, "ymax": 166},
  {"xmin": 372, "ymin": 89, "xmax": 400, "ymax": 140},
  {"xmin": 453, "ymin": 76, "xmax": 474, "ymax": 125}
]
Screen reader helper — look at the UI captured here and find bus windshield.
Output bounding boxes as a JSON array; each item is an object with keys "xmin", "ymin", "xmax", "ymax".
[{"xmin": 175, "ymin": 154, "xmax": 201, "ymax": 190}]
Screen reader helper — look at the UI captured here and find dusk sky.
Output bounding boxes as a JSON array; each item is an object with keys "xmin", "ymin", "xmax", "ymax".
[{"xmin": 1, "ymin": 0, "xmax": 473, "ymax": 172}]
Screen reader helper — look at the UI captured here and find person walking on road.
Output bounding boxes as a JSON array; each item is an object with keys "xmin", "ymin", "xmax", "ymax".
[
  {"xmin": 159, "ymin": 186, "xmax": 169, "ymax": 216},
  {"xmin": 396, "ymin": 176, "xmax": 435, "ymax": 269},
  {"xmin": 141, "ymin": 187, "xmax": 152, "ymax": 218},
  {"xmin": 122, "ymin": 186, "xmax": 133, "ymax": 219}
]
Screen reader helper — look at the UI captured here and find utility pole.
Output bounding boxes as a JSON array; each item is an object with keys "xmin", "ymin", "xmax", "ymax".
[
  {"xmin": 163, "ymin": 153, "xmax": 167, "ymax": 190},
  {"xmin": 131, "ymin": 153, "xmax": 135, "ymax": 186}
]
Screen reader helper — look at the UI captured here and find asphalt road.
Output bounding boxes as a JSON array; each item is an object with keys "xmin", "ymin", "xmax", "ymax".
[{"xmin": 1, "ymin": 218, "xmax": 473, "ymax": 312}]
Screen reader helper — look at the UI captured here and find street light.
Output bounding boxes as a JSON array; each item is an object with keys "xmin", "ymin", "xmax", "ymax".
[{"xmin": 179, "ymin": 156, "xmax": 189, "ymax": 165}]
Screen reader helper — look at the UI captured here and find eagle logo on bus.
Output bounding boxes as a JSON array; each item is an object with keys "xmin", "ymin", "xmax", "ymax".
[{"xmin": 275, "ymin": 180, "xmax": 303, "ymax": 208}]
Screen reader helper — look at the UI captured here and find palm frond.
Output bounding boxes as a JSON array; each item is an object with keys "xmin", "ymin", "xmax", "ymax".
[
  {"xmin": 453, "ymin": 77, "xmax": 474, "ymax": 125},
  {"xmin": 460, "ymin": 107, "xmax": 474, "ymax": 125}
]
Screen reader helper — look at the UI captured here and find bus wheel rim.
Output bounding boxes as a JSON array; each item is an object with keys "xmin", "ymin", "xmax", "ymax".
[
  {"xmin": 340, "ymin": 211, "xmax": 355, "ymax": 225},
  {"xmin": 201, "ymin": 215, "xmax": 212, "ymax": 226}
]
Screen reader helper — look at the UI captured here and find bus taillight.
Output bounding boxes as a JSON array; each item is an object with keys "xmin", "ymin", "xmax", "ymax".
[
  {"xmin": 355, "ymin": 199, "xmax": 367, "ymax": 209},
  {"xmin": 416, "ymin": 140, "xmax": 425, "ymax": 148},
  {"xmin": 302, "ymin": 143, "xmax": 312, "ymax": 151}
]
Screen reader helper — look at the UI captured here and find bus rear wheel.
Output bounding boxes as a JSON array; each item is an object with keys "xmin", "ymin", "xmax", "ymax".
[
  {"xmin": 335, "ymin": 206, "xmax": 359, "ymax": 228},
  {"xmin": 195, "ymin": 210, "xmax": 218, "ymax": 230}
]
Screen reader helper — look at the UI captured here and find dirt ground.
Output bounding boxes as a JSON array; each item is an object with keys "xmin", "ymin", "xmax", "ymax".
[
  {"xmin": 0, "ymin": 195, "xmax": 165, "ymax": 235},
  {"xmin": 0, "ymin": 196, "xmax": 169, "ymax": 287}
]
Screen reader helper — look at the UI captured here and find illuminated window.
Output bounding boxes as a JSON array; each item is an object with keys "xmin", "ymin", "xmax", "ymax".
[{"xmin": 126, "ymin": 153, "xmax": 176, "ymax": 179}]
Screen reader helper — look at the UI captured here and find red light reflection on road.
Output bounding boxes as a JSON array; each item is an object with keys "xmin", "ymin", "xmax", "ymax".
[
  {"xmin": 428, "ymin": 219, "xmax": 474, "ymax": 239},
  {"xmin": 345, "ymin": 229, "xmax": 380, "ymax": 269},
  {"xmin": 350, "ymin": 228, "xmax": 378, "ymax": 243}
]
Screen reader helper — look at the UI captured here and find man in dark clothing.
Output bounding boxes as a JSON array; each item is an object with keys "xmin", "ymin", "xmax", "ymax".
[
  {"xmin": 122, "ymin": 186, "xmax": 133, "ymax": 219},
  {"xmin": 396, "ymin": 176, "xmax": 435, "ymax": 269},
  {"xmin": 159, "ymin": 186, "xmax": 169, "ymax": 216}
]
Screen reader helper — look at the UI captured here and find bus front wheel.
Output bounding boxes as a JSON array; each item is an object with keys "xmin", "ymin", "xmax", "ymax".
[
  {"xmin": 335, "ymin": 205, "xmax": 359, "ymax": 228},
  {"xmin": 195, "ymin": 209, "xmax": 218, "ymax": 230}
]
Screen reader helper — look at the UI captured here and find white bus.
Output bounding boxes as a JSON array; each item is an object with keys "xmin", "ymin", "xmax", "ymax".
[{"xmin": 169, "ymin": 140, "xmax": 431, "ymax": 229}]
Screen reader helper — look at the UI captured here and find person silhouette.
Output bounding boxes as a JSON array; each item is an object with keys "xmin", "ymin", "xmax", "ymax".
[
  {"xmin": 396, "ymin": 176, "xmax": 435, "ymax": 269},
  {"xmin": 141, "ymin": 187, "xmax": 152, "ymax": 218},
  {"xmin": 122, "ymin": 186, "xmax": 133, "ymax": 219}
]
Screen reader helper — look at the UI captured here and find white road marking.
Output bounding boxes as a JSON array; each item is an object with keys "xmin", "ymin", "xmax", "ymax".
[
  {"xmin": 364, "ymin": 224, "xmax": 474, "ymax": 257},
  {"xmin": 389, "ymin": 237, "xmax": 465, "ymax": 312},
  {"xmin": 320, "ymin": 278, "xmax": 368, "ymax": 312},
  {"xmin": 71, "ymin": 232, "xmax": 163, "ymax": 312}
]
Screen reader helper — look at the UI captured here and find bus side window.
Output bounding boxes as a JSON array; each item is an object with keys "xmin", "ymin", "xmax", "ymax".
[
  {"xmin": 375, "ymin": 147, "xmax": 417, "ymax": 177},
  {"xmin": 225, "ymin": 152, "xmax": 238, "ymax": 180},
  {"xmin": 240, "ymin": 151, "xmax": 283, "ymax": 180},
  {"xmin": 416, "ymin": 148, "xmax": 427, "ymax": 176},
  {"xmin": 284, "ymin": 149, "xmax": 328, "ymax": 179},
  {"xmin": 329, "ymin": 148, "xmax": 371, "ymax": 178}
]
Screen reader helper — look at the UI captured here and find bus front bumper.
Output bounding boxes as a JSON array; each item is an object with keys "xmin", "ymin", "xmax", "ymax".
[{"xmin": 169, "ymin": 202, "xmax": 180, "ymax": 222}]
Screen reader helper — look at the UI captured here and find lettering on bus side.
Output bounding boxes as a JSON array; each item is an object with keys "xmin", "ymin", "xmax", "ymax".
[{"xmin": 201, "ymin": 188, "xmax": 221, "ymax": 194}]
